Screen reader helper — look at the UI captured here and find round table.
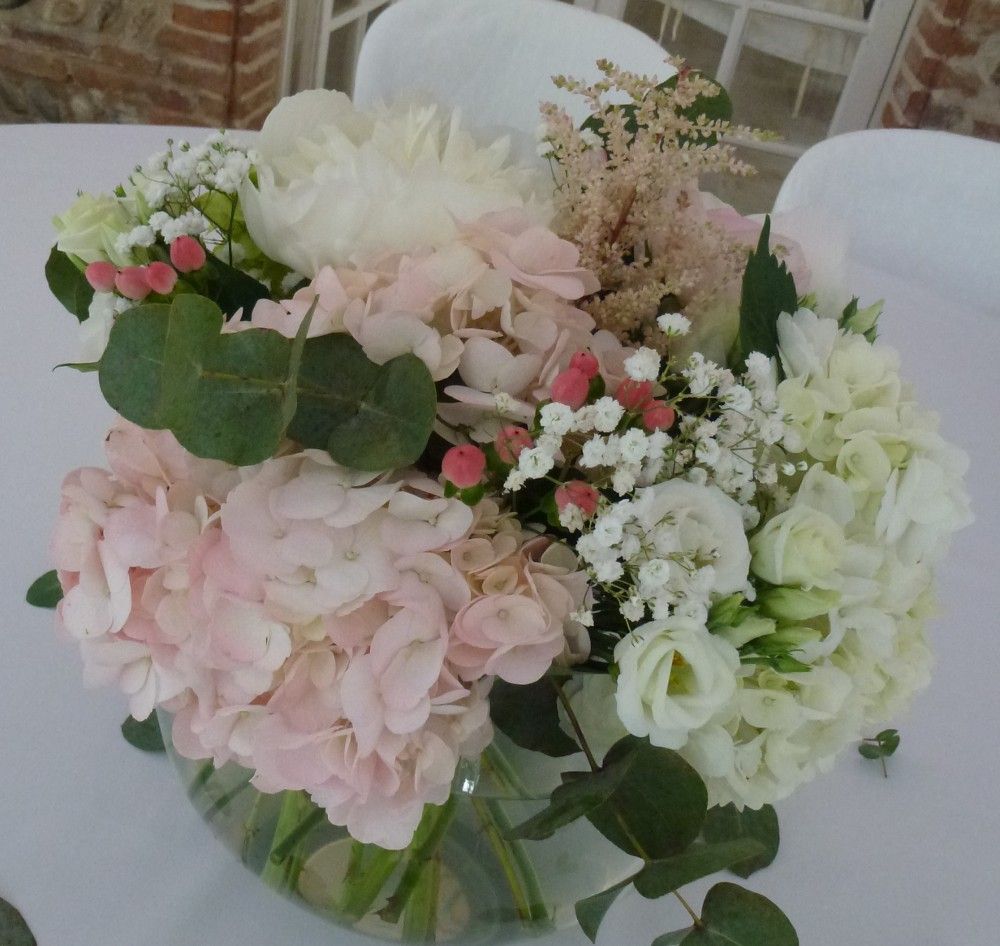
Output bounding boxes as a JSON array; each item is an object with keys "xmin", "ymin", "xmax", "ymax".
[{"xmin": 1, "ymin": 123, "xmax": 997, "ymax": 946}]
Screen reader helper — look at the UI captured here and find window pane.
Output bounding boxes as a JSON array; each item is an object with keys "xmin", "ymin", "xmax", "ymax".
[
  {"xmin": 626, "ymin": 0, "xmax": 735, "ymax": 77},
  {"xmin": 728, "ymin": 10, "xmax": 863, "ymax": 148}
]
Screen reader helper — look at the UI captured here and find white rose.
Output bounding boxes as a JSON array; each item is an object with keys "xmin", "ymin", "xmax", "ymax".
[
  {"xmin": 54, "ymin": 192, "xmax": 132, "ymax": 265},
  {"xmin": 240, "ymin": 90, "xmax": 550, "ymax": 275},
  {"xmin": 614, "ymin": 618, "xmax": 739, "ymax": 750},
  {"xmin": 635, "ymin": 480, "xmax": 751, "ymax": 595},
  {"xmin": 750, "ymin": 505, "xmax": 845, "ymax": 589}
]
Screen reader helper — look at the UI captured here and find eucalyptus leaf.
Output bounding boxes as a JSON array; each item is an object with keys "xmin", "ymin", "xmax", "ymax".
[
  {"xmin": 702, "ymin": 805, "xmax": 779, "ymax": 879},
  {"xmin": 0, "ymin": 897, "xmax": 36, "ymax": 946},
  {"xmin": 685, "ymin": 882, "xmax": 798, "ymax": 946},
  {"xmin": 584, "ymin": 736, "xmax": 708, "ymax": 859},
  {"xmin": 25, "ymin": 570, "xmax": 62, "ymax": 609},
  {"xmin": 737, "ymin": 218, "xmax": 798, "ymax": 373},
  {"xmin": 490, "ymin": 678, "xmax": 580, "ymax": 758},
  {"xmin": 99, "ymin": 294, "xmax": 309, "ymax": 466},
  {"xmin": 121, "ymin": 714, "xmax": 165, "ymax": 752},
  {"xmin": 575, "ymin": 878, "xmax": 631, "ymax": 943},
  {"xmin": 45, "ymin": 245, "xmax": 93, "ymax": 321},
  {"xmin": 652, "ymin": 931, "xmax": 692, "ymax": 946},
  {"xmin": 288, "ymin": 333, "xmax": 436, "ymax": 471},
  {"xmin": 633, "ymin": 840, "xmax": 768, "ymax": 898}
]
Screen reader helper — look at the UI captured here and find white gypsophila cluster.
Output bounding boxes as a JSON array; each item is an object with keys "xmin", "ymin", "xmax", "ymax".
[
  {"xmin": 117, "ymin": 132, "xmax": 257, "ymax": 256},
  {"xmin": 617, "ymin": 309, "xmax": 974, "ymax": 811}
]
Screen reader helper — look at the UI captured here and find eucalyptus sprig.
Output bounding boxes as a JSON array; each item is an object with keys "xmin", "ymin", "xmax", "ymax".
[{"xmin": 859, "ymin": 729, "xmax": 901, "ymax": 778}]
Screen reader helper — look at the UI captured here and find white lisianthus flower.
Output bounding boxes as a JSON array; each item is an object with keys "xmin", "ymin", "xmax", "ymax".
[
  {"xmin": 614, "ymin": 618, "xmax": 739, "ymax": 750},
  {"xmin": 750, "ymin": 505, "xmax": 845, "ymax": 589},
  {"xmin": 240, "ymin": 90, "xmax": 551, "ymax": 275},
  {"xmin": 634, "ymin": 480, "xmax": 752, "ymax": 595},
  {"xmin": 53, "ymin": 192, "xmax": 133, "ymax": 266}
]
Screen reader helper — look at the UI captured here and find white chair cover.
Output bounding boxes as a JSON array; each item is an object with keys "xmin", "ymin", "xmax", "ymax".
[
  {"xmin": 773, "ymin": 129, "xmax": 1000, "ymax": 314},
  {"xmin": 353, "ymin": 0, "xmax": 673, "ymax": 153}
]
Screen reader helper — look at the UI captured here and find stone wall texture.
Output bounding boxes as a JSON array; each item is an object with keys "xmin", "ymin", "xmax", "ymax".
[
  {"xmin": 883, "ymin": 0, "xmax": 1000, "ymax": 141},
  {"xmin": 0, "ymin": 0, "xmax": 285, "ymax": 128}
]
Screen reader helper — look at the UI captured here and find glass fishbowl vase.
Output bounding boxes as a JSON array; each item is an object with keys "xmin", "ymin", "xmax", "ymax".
[{"xmin": 159, "ymin": 712, "xmax": 638, "ymax": 944}]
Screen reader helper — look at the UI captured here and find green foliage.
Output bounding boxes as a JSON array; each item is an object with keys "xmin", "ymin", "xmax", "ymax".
[
  {"xmin": 859, "ymin": 729, "xmax": 900, "ymax": 776},
  {"xmin": 585, "ymin": 737, "xmax": 708, "ymax": 859},
  {"xmin": 99, "ymin": 295, "xmax": 308, "ymax": 466},
  {"xmin": 679, "ymin": 883, "xmax": 799, "ymax": 946},
  {"xmin": 633, "ymin": 839, "xmax": 768, "ymax": 898},
  {"xmin": 121, "ymin": 714, "xmax": 165, "ymax": 752},
  {"xmin": 0, "ymin": 898, "xmax": 36, "ymax": 946},
  {"xmin": 25, "ymin": 570, "xmax": 62, "ymax": 609},
  {"xmin": 490, "ymin": 678, "xmax": 580, "ymax": 758},
  {"xmin": 45, "ymin": 246, "xmax": 94, "ymax": 322},
  {"xmin": 652, "ymin": 932, "xmax": 691, "ymax": 946},
  {"xmin": 511, "ymin": 737, "xmax": 707, "ymax": 861},
  {"xmin": 287, "ymin": 334, "xmax": 437, "ymax": 471},
  {"xmin": 840, "ymin": 296, "xmax": 882, "ymax": 343},
  {"xmin": 201, "ymin": 254, "xmax": 272, "ymax": 317},
  {"xmin": 737, "ymin": 217, "xmax": 798, "ymax": 374},
  {"xmin": 575, "ymin": 879, "xmax": 631, "ymax": 943},
  {"xmin": 702, "ymin": 805, "xmax": 779, "ymax": 879}
]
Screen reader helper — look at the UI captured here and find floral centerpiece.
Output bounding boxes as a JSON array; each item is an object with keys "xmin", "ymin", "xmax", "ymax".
[{"xmin": 26, "ymin": 61, "xmax": 971, "ymax": 946}]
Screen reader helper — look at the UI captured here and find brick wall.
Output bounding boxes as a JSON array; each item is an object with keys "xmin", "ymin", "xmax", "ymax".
[
  {"xmin": 0, "ymin": 0, "xmax": 286, "ymax": 129},
  {"xmin": 882, "ymin": 0, "xmax": 1000, "ymax": 141}
]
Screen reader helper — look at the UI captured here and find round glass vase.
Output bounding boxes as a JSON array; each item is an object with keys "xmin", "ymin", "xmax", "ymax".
[{"xmin": 159, "ymin": 712, "xmax": 637, "ymax": 944}]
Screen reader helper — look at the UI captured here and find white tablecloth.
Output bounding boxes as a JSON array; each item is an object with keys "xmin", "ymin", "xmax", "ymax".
[{"xmin": 1, "ymin": 123, "xmax": 997, "ymax": 946}]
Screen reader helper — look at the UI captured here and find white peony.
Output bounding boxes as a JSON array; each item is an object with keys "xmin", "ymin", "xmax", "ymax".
[
  {"xmin": 240, "ymin": 90, "xmax": 551, "ymax": 275},
  {"xmin": 614, "ymin": 617, "xmax": 739, "ymax": 750}
]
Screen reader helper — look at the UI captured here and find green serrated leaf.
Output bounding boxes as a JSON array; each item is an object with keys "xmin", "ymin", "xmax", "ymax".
[
  {"xmin": 634, "ymin": 839, "xmax": 767, "ymax": 899},
  {"xmin": 0, "ymin": 898, "xmax": 36, "ymax": 946},
  {"xmin": 288, "ymin": 333, "xmax": 436, "ymax": 471},
  {"xmin": 584, "ymin": 737, "xmax": 708, "ymax": 859},
  {"xmin": 121, "ymin": 714, "xmax": 165, "ymax": 752},
  {"xmin": 45, "ymin": 245, "xmax": 94, "ymax": 321},
  {"xmin": 202, "ymin": 254, "xmax": 271, "ymax": 317},
  {"xmin": 693, "ymin": 882, "xmax": 798, "ymax": 946},
  {"xmin": 737, "ymin": 218, "xmax": 798, "ymax": 373},
  {"xmin": 702, "ymin": 805, "xmax": 779, "ymax": 879},
  {"xmin": 99, "ymin": 294, "xmax": 306, "ymax": 466},
  {"xmin": 25, "ymin": 570, "xmax": 62, "ymax": 609},
  {"xmin": 575, "ymin": 878, "xmax": 631, "ymax": 943},
  {"xmin": 490, "ymin": 678, "xmax": 580, "ymax": 758}
]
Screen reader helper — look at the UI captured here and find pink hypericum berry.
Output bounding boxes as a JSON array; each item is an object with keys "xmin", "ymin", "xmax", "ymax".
[
  {"xmin": 569, "ymin": 350, "xmax": 600, "ymax": 380},
  {"xmin": 146, "ymin": 261, "xmax": 178, "ymax": 295},
  {"xmin": 495, "ymin": 426, "xmax": 534, "ymax": 465},
  {"xmin": 442, "ymin": 444, "xmax": 487, "ymax": 488},
  {"xmin": 84, "ymin": 261, "xmax": 117, "ymax": 293},
  {"xmin": 615, "ymin": 379, "xmax": 655, "ymax": 412},
  {"xmin": 555, "ymin": 481, "xmax": 600, "ymax": 517},
  {"xmin": 643, "ymin": 401, "xmax": 676, "ymax": 431},
  {"xmin": 115, "ymin": 266, "xmax": 151, "ymax": 301},
  {"xmin": 170, "ymin": 235, "xmax": 207, "ymax": 273},
  {"xmin": 550, "ymin": 368, "xmax": 590, "ymax": 409}
]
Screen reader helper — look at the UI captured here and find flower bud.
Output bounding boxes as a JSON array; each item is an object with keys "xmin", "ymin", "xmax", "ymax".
[
  {"xmin": 614, "ymin": 379, "xmax": 654, "ymax": 411},
  {"xmin": 170, "ymin": 235, "xmax": 207, "ymax": 273},
  {"xmin": 84, "ymin": 261, "xmax": 117, "ymax": 293},
  {"xmin": 569, "ymin": 350, "xmax": 600, "ymax": 379},
  {"xmin": 145, "ymin": 261, "xmax": 178, "ymax": 295},
  {"xmin": 115, "ymin": 265, "xmax": 151, "ymax": 301},
  {"xmin": 555, "ymin": 481, "xmax": 599, "ymax": 517},
  {"xmin": 549, "ymin": 368, "xmax": 589, "ymax": 409},
  {"xmin": 642, "ymin": 401, "xmax": 676, "ymax": 431},
  {"xmin": 442, "ymin": 444, "xmax": 487, "ymax": 489},
  {"xmin": 494, "ymin": 426, "xmax": 534, "ymax": 465}
]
